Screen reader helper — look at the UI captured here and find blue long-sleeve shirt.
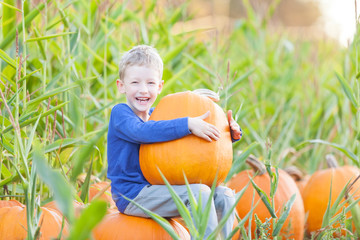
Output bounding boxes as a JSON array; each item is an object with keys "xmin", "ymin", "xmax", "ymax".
[{"xmin": 107, "ymin": 103, "xmax": 191, "ymax": 213}]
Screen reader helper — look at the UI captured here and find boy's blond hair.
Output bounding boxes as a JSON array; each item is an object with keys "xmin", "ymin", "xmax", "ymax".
[{"xmin": 118, "ymin": 45, "xmax": 163, "ymax": 80}]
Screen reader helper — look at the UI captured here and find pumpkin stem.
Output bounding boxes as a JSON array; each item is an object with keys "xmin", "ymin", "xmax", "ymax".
[
  {"xmin": 192, "ymin": 89, "xmax": 220, "ymax": 102},
  {"xmin": 326, "ymin": 154, "xmax": 339, "ymax": 169},
  {"xmin": 246, "ymin": 155, "xmax": 266, "ymax": 175},
  {"xmin": 284, "ymin": 166, "xmax": 303, "ymax": 181}
]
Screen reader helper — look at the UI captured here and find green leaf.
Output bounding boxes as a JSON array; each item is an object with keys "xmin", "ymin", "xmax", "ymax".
[
  {"xmin": 272, "ymin": 194, "xmax": 296, "ymax": 236},
  {"xmin": 335, "ymin": 72, "xmax": 359, "ymax": 108},
  {"xmin": 71, "ymin": 126, "xmax": 108, "ymax": 182},
  {"xmin": 0, "ymin": 0, "xmax": 22, "ymax": 12},
  {"xmin": 26, "ymin": 32, "xmax": 75, "ymax": 42},
  {"xmin": 0, "ymin": 1, "xmax": 47, "ymax": 49},
  {"xmin": 2, "ymin": 0, "xmax": 18, "ymax": 42},
  {"xmin": 250, "ymin": 178, "xmax": 277, "ymax": 218},
  {"xmin": 32, "ymin": 142, "xmax": 75, "ymax": 223},
  {"xmin": 27, "ymin": 83, "xmax": 77, "ymax": 109},
  {"xmin": 2, "ymin": 102, "xmax": 69, "ymax": 134},
  {"xmin": 158, "ymin": 169, "xmax": 196, "ymax": 236},
  {"xmin": 198, "ymin": 174, "xmax": 217, "ymax": 238},
  {"xmin": 18, "ymin": 68, "xmax": 42, "ymax": 83},
  {"xmin": 183, "ymin": 53, "xmax": 216, "ymax": 78},
  {"xmin": 79, "ymin": 159, "xmax": 93, "ymax": 203},
  {"xmin": 67, "ymin": 200, "xmax": 107, "ymax": 240},
  {"xmin": 163, "ymin": 39, "xmax": 191, "ymax": 64},
  {"xmin": 298, "ymin": 139, "xmax": 359, "ymax": 167},
  {"xmin": 45, "ymin": 138, "xmax": 83, "ymax": 154},
  {"xmin": 0, "ymin": 164, "xmax": 12, "ymax": 179},
  {"xmin": 0, "ymin": 49, "xmax": 17, "ymax": 69},
  {"xmin": 224, "ymin": 142, "xmax": 259, "ymax": 183}
]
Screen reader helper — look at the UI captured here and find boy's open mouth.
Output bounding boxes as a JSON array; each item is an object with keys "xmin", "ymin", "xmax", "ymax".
[{"xmin": 136, "ymin": 97, "xmax": 150, "ymax": 103}]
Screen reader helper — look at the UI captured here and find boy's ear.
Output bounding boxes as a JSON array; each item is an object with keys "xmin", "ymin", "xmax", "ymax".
[
  {"xmin": 157, "ymin": 80, "xmax": 164, "ymax": 94},
  {"xmin": 116, "ymin": 79, "xmax": 126, "ymax": 93}
]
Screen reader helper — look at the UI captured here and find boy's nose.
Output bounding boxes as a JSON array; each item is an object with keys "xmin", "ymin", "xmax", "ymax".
[{"xmin": 139, "ymin": 83, "xmax": 148, "ymax": 93}]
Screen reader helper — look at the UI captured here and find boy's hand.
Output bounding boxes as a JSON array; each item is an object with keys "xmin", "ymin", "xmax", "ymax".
[
  {"xmin": 188, "ymin": 111, "xmax": 220, "ymax": 142},
  {"xmin": 227, "ymin": 110, "xmax": 242, "ymax": 140}
]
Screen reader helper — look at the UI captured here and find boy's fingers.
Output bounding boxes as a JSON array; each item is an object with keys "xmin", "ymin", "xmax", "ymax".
[
  {"xmin": 227, "ymin": 110, "xmax": 233, "ymax": 123},
  {"xmin": 209, "ymin": 125, "xmax": 220, "ymax": 137}
]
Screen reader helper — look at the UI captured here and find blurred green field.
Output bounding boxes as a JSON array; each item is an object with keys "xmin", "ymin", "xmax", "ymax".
[{"xmin": 1, "ymin": 0, "xmax": 359, "ymax": 239}]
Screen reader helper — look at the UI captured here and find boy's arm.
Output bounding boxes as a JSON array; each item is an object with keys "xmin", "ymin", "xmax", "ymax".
[
  {"xmin": 111, "ymin": 105, "xmax": 219, "ymax": 144},
  {"xmin": 227, "ymin": 110, "xmax": 242, "ymax": 142}
]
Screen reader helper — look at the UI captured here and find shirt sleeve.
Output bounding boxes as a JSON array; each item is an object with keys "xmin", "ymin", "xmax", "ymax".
[{"xmin": 110, "ymin": 104, "xmax": 191, "ymax": 144}]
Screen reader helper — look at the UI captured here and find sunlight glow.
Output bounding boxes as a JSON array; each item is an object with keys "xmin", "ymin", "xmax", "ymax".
[{"xmin": 318, "ymin": 0, "xmax": 359, "ymax": 46}]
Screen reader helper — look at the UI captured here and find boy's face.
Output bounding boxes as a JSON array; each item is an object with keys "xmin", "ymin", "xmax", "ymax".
[{"xmin": 117, "ymin": 65, "xmax": 163, "ymax": 120}]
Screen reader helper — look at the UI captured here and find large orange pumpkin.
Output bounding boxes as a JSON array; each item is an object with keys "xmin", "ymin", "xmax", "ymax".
[
  {"xmin": 302, "ymin": 154, "xmax": 360, "ymax": 235},
  {"xmin": 227, "ymin": 156, "xmax": 305, "ymax": 240},
  {"xmin": 139, "ymin": 91, "xmax": 232, "ymax": 186},
  {"xmin": 0, "ymin": 205, "xmax": 69, "ymax": 240},
  {"xmin": 92, "ymin": 211, "xmax": 190, "ymax": 240}
]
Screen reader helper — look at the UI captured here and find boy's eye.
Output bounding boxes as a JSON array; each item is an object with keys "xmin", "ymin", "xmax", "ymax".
[
  {"xmin": 131, "ymin": 81, "xmax": 138, "ymax": 84},
  {"xmin": 148, "ymin": 82, "xmax": 156, "ymax": 85}
]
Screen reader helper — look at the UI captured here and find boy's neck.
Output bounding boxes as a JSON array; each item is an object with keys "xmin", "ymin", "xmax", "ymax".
[{"xmin": 126, "ymin": 103, "xmax": 149, "ymax": 121}]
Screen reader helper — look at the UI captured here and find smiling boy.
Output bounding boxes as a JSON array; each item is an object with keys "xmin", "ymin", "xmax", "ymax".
[{"xmin": 107, "ymin": 45, "xmax": 242, "ymax": 239}]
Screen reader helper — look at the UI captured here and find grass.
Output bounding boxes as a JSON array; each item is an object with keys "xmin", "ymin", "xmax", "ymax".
[{"xmin": 1, "ymin": 0, "xmax": 360, "ymax": 239}]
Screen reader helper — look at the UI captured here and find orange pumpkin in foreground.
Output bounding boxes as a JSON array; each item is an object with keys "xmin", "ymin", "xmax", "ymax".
[
  {"xmin": 139, "ymin": 91, "xmax": 232, "ymax": 186},
  {"xmin": 0, "ymin": 205, "xmax": 69, "ymax": 240},
  {"xmin": 302, "ymin": 154, "xmax": 360, "ymax": 235},
  {"xmin": 93, "ymin": 211, "xmax": 190, "ymax": 240},
  {"xmin": 227, "ymin": 156, "xmax": 305, "ymax": 240}
]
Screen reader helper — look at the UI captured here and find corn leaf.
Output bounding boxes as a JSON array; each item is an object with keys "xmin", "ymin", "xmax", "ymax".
[
  {"xmin": 26, "ymin": 32, "xmax": 75, "ymax": 42},
  {"xmin": 272, "ymin": 194, "xmax": 296, "ymax": 236},
  {"xmin": 250, "ymin": 177, "xmax": 277, "ymax": 218},
  {"xmin": 67, "ymin": 200, "xmax": 107, "ymax": 240},
  {"xmin": 224, "ymin": 142, "xmax": 259, "ymax": 183},
  {"xmin": 298, "ymin": 139, "xmax": 359, "ymax": 167},
  {"xmin": 335, "ymin": 72, "xmax": 358, "ymax": 108},
  {"xmin": 70, "ymin": 126, "xmax": 108, "ymax": 182},
  {"xmin": 163, "ymin": 39, "xmax": 191, "ymax": 64},
  {"xmin": 79, "ymin": 159, "xmax": 93, "ymax": 203},
  {"xmin": 183, "ymin": 53, "xmax": 217, "ymax": 78},
  {"xmin": 0, "ymin": 0, "xmax": 22, "ymax": 12},
  {"xmin": 32, "ymin": 142, "xmax": 75, "ymax": 223},
  {"xmin": 26, "ymin": 83, "xmax": 77, "ymax": 110},
  {"xmin": 0, "ymin": 1, "xmax": 47, "ymax": 49},
  {"xmin": 0, "ymin": 49, "xmax": 17, "ymax": 69},
  {"xmin": 1, "ymin": 0, "xmax": 18, "ymax": 40},
  {"xmin": 2, "ymin": 102, "xmax": 69, "ymax": 134},
  {"xmin": 45, "ymin": 138, "xmax": 82, "ymax": 153}
]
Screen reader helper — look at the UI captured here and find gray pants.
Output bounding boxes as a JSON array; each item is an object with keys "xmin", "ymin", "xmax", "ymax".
[{"xmin": 124, "ymin": 184, "xmax": 235, "ymax": 239}]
